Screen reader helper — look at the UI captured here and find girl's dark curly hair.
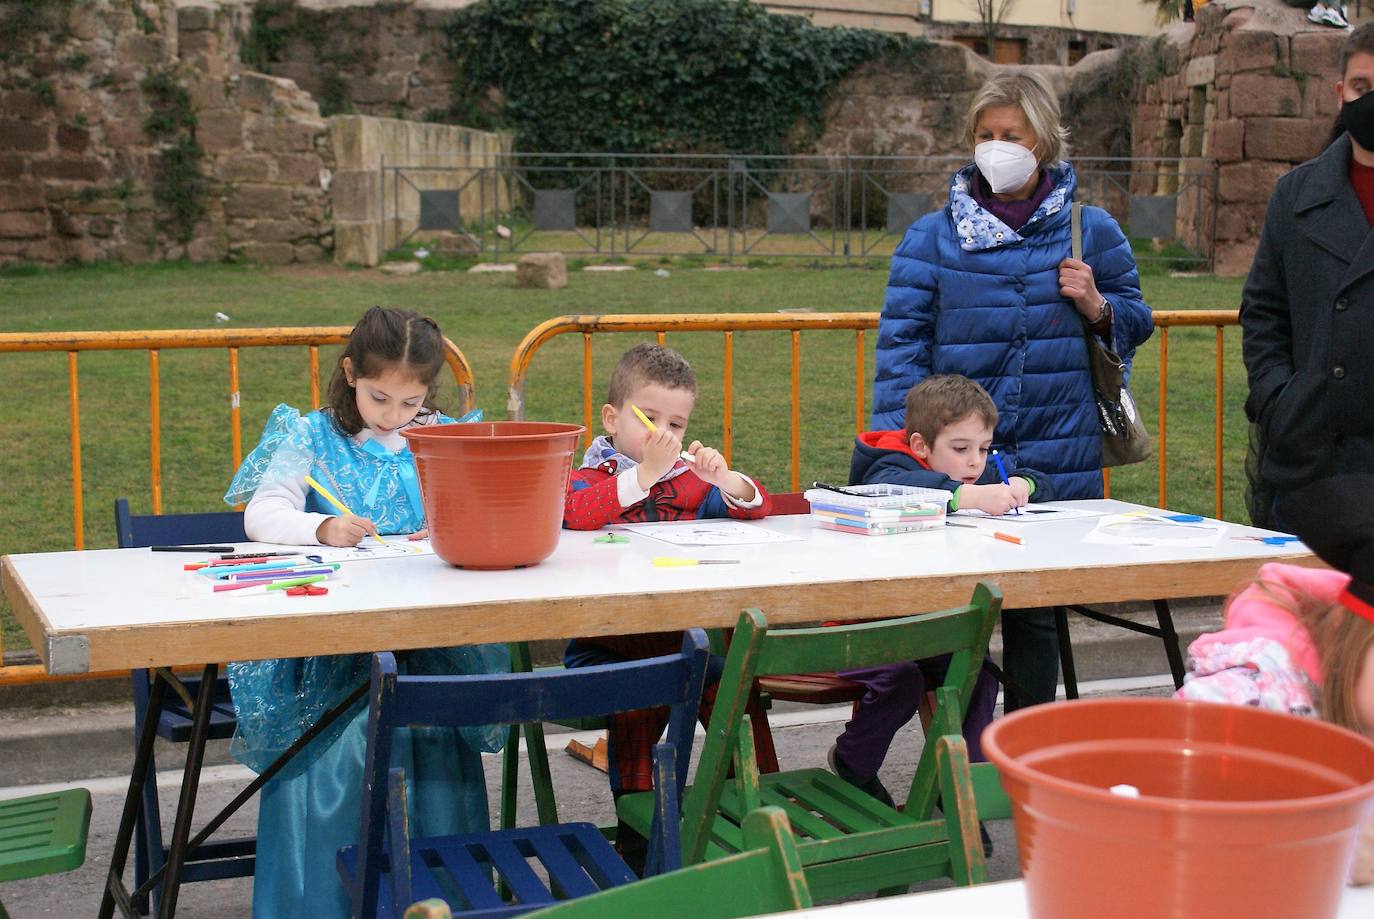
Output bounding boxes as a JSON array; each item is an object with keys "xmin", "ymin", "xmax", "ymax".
[{"xmin": 326, "ymin": 306, "xmax": 447, "ymax": 436}]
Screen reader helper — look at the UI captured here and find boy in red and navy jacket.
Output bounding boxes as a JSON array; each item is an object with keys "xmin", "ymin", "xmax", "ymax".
[{"xmin": 564, "ymin": 344, "xmax": 774, "ymax": 826}]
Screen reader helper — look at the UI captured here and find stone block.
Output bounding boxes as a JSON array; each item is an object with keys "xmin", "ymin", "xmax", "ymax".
[
  {"xmin": 216, "ymin": 154, "xmax": 273, "ymax": 183},
  {"xmin": 0, "ymin": 121, "xmax": 51, "ymax": 153},
  {"xmin": 333, "ymin": 221, "xmax": 381, "ymax": 266},
  {"xmin": 330, "ymin": 170, "xmax": 379, "ymax": 221},
  {"xmin": 187, "ymin": 77, "xmax": 229, "ymax": 112},
  {"xmin": 57, "ymin": 123, "xmax": 90, "ymax": 154},
  {"xmin": 66, "ymin": 3, "xmax": 109, "ymax": 41},
  {"xmin": 102, "ymin": 116, "xmax": 147, "ymax": 148},
  {"xmin": 179, "ymin": 31, "xmax": 222, "ymax": 71},
  {"xmin": 1218, "ymin": 161, "xmax": 1291, "ymax": 204},
  {"xmin": 1185, "ymin": 55, "xmax": 1216, "ymax": 88},
  {"xmin": 1220, "ymin": 29, "xmax": 1283, "ymax": 74},
  {"xmin": 115, "ymin": 33, "xmax": 166, "ymax": 67},
  {"xmin": 187, "ymin": 235, "xmax": 226, "ymax": 262},
  {"xmin": 1209, "ymin": 119, "xmax": 1246, "ymax": 162},
  {"xmin": 2, "ymin": 90, "xmax": 49, "ymax": 120},
  {"xmin": 65, "ymin": 197, "xmax": 122, "ymax": 215},
  {"xmin": 515, "ymin": 252, "xmax": 567, "ymax": 290},
  {"xmin": 348, "ymin": 75, "xmax": 405, "ymax": 106},
  {"xmin": 293, "ymin": 242, "xmax": 327, "ymax": 263},
  {"xmin": 225, "ymin": 183, "xmax": 293, "ymax": 220},
  {"xmin": 239, "ymin": 73, "xmax": 292, "ymax": 113},
  {"xmin": 22, "ymin": 238, "xmax": 67, "ymax": 262},
  {"xmin": 406, "ymin": 86, "xmax": 450, "ymax": 114},
  {"xmin": 0, "ymin": 154, "xmax": 28, "ymax": 180},
  {"xmin": 197, "ymin": 109, "xmax": 243, "ymax": 153},
  {"xmin": 1214, "ymin": 239, "xmax": 1260, "ymax": 278},
  {"xmin": 33, "ymin": 157, "xmax": 107, "ymax": 181},
  {"xmin": 88, "ymin": 216, "xmax": 115, "ymax": 238},
  {"xmin": 248, "ymin": 218, "xmax": 311, "ymax": 242},
  {"xmin": 178, "ymin": 4, "xmax": 216, "ymax": 32},
  {"xmin": 1245, "ymin": 117, "xmax": 1326, "ymax": 163},
  {"xmin": 235, "ymin": 241, "xmax": 295, "ymax": 264},
  {"xmin": 0, "ymin": 211, "xmax": 48, "ymax": 238},
  {"xmin": 1228, "ymin": 73, "xmax": 1301, "ymax": 118},
  {"xmin": 274, "ymin": 153, "xmax": 323, "ymax": 186},
  {"xmin": 247, "ymin": 118, "xmax": 325, "ymax": 154},
  {"xmin": 51, "ymin": 209, "xmax": 81, "ymax": 237},
  {"xmin": 0, "ymin": 183, "xmax": 44, "ymax": 210},
  {"xmin": 1291, "ymin": 30, "xmax": 1345, "ymax": 79},
  {"xmin": 1303, "ymin": 80, "xmax": 1341, "ymax": 119}
]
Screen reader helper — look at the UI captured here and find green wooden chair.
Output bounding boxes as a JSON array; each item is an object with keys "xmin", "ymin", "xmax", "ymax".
[
  {"xmin": 617, "ymin": 582, "xmax": 1003, "ymax": 901},
  {"xmin": 522, "ymin": 805, "xmax": 811, "ymax": 918},
  {"xmin": 0, "ymin": 788, "xmax": 92, "ymax": 919}
]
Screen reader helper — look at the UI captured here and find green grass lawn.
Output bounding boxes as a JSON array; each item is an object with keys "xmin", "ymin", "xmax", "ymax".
[{"xmin": 0, "ymin": 261, "xmax": 1246, "ymax": 654}]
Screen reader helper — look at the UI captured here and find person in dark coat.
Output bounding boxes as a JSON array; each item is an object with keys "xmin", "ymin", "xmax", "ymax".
[{"xmin": 1241, "ymin": 24, "xmax": 1374, "ymax": 529}]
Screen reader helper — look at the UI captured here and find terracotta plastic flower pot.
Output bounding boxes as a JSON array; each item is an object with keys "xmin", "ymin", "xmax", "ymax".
[
  {"xmin": 402, "ymin": 421, "xmax": 585, "ymax": 569},
  {"xmin": 982, "ymin": 698, "xmax": 1374, "ymax": 919}
]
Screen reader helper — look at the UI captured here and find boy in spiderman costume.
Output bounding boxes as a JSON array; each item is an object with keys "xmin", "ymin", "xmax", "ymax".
[{"xmin": 563, "ymin": 343, "xmax": 775, "ymax": 865}]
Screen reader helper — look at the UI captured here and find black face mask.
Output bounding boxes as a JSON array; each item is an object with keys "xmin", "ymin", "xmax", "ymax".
[{"xmin": 1340, "ymin": 90, "xmax": 1374, "ymax": 151}]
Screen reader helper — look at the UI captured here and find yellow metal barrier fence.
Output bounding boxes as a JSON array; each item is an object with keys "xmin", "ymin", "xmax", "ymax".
[
  {"xmin": 508, "ymin": 310, "xmax": 1241, "ymax": 507},
  {"xmin": 0, "ymin": 327, "xmax": 474, "ymax": 686}
]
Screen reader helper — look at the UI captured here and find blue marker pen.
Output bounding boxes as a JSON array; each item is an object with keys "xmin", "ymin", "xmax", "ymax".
[{"xmin": 991, "ymin": 449, "xmax": 1019, "ymax": 515}]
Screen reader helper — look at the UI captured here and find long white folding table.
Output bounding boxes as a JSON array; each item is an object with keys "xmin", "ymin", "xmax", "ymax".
[{"xmin": 1, "ymin": 500, "xmax": 1318, "ymax": 917}]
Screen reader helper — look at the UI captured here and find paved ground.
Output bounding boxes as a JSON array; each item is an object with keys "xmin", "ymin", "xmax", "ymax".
[{"xmin": 0, "ymin": 600, "xmax": 1217, "ymax": 915}]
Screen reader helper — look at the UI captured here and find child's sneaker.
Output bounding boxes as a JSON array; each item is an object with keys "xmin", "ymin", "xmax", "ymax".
[{"xmin": 827, "ymin": 743, "xmax": 896, "ymax": 809}]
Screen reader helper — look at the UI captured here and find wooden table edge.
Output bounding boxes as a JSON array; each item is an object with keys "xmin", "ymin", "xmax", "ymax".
[{"xmin": 29, "ymin": 550, "xmax": 1324, "ymax": 675}]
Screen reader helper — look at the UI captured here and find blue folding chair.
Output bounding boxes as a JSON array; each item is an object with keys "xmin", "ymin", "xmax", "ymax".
[
  {"xmin": 113, "ymin": 498, "xmax": 254, "ymax": 912},
  {"xmin": 338, "ymin": 630, "xmax": 711, "ymax": 919}
]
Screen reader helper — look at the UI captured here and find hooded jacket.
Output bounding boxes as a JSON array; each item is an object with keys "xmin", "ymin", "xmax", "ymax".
[
  {"xmin": 872, "ymin": 162, "xmax": 1154, "ymax": 500},
  {"xmin": 848, "ymin": 429, "xmax": 1055, "ymax": 508}
]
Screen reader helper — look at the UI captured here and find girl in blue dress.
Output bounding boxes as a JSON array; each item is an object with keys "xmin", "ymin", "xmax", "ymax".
[{"xmin": 224, "ymin": 306, "xmax": 507, "ymax": 918}]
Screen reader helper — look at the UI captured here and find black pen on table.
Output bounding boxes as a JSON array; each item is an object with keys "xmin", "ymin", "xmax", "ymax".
[{"xmin": 150, "ymin": 545, "xmax": 235, "ymax": 553}]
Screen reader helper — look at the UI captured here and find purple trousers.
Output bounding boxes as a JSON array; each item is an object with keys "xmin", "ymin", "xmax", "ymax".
[{"xmin": 835, "ymin": 655, "xmax": 999, "ymax": 779}]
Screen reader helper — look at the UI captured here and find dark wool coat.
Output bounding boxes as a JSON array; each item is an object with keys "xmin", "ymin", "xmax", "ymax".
[{"xmin": 1242, "ymin": 134, "xmax": 1374, "ymax": 497}]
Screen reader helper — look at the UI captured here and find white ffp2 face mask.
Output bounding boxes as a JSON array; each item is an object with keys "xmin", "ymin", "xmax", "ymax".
[{"xmin": 974, "ymin": 140, "xmax": 1039, "ymax": 194}]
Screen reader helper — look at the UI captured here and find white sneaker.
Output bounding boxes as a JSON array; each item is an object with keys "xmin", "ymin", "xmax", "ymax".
[{"xmin": 1308, "ymin": 3, "xmax": 1352, "ymax": 28}]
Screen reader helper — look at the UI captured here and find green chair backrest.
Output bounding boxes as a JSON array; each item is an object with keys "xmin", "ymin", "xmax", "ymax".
[
  {"xmin": 522, "ymin": 806, "xmax": 811, "ymax": 918},
  {"xmin": 681, "ymin": 581, "xmax": 1002, "ymax": 864}
]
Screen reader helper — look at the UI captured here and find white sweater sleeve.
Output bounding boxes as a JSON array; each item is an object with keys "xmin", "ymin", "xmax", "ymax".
[{"xmin": 243, "ymin": 468, "xmax": 332, "ymax": 546}]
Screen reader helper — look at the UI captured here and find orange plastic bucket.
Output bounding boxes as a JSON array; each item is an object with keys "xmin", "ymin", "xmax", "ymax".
[
  {"xmin": 983, "ymin": 698, "xmax": 1374, "ymax": 919},
  {"xmin": 402, "ymin": 421, "xmax": 585, "ymax": 569}
]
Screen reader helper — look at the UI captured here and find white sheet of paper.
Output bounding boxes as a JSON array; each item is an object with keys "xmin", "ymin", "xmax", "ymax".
[
  {"xmin": 619, "ymin": 520, "xmax": 803, "ymax": 547},
  {"xmin": 1082, "ymin": 514, "xmax": 1227, "ymax": 548},
  {"xmin": 255, "ymin": 537, "xmax": 436, "ymax": 563},
  {"xmin": 952, "ymin": 503, "xmax": 1105, "ymax": 523}
]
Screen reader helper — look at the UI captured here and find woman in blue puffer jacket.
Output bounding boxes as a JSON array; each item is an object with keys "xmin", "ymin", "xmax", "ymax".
[
  {"xmin": 873, "ymin": 71, "xmax": 1153, "ymax": 501},
  {"xmin": 871, "ymin": 71, "xmax": 1153, "ymax": 711}
]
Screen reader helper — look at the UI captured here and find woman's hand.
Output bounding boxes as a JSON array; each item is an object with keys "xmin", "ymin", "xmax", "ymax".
[
  {"xmin": 316, "ymin": 513, "xmax": 379, "ymax": 547},
  {"xmin": 1058, "ymin": 258, "xmax": 1105, "ymax": 319},
  {"xmin": 407, "ymin": 528, "xmax": 428, "ymax": 541}
]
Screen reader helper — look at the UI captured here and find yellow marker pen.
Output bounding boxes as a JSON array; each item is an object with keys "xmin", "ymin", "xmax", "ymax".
[{"xmin": 628, "ymin": 404, "xmax": 696, "ymax": 463}]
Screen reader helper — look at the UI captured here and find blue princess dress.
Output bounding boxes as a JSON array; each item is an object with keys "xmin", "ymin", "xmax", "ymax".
[{"xmin": 224, "ymin": 404, "xmax": 508, "ymax": 919}]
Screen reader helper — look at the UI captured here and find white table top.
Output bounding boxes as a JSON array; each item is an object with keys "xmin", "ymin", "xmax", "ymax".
[
  {"xmin": 2, "ymin": 501, "xmax": 1316, "ymax": 674},
  {"xmin": 759, "ymin": 879, "xmax": 1374, "ymax": 918}
]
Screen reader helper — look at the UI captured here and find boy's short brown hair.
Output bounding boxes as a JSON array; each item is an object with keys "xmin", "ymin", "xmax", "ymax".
[
  {"xmin": 606, "ymin": 343, "xmax": 697, "ymax": 407},
  {"xmin": 903, "ymin": 375, "xmax": 998, "ymax": 443}
]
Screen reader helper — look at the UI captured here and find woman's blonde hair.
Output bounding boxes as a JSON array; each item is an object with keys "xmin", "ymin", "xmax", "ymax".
[
  {"xmin": 964, "ymin": 71, "xmax": 1070, "ymax": 168},
  {"xmin": 1235, "ymin": 578, "xmax": 1374, "ymax": 733}
]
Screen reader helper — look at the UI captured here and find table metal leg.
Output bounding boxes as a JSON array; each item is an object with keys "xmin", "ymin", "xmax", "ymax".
[
  {"xmin": 99, "ymin": 671, "xmax": 169, "ymax": 919},
  {"xmin": 155, "ymin": 664, "xmax": 218, "ymax": 919},
  {"xmin": 1153, "ymin": 599, "xmax": 1188, "ymax": 689},
  {"xmin": 1053, "ymin": 606, "xmax": 1079, "ymax": 700}
]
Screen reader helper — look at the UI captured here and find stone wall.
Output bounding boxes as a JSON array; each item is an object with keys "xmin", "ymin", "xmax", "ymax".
[
  {"xmin": 1132, "ymin": 0, "xmax": 1348, "ymax": 276},
  {"xmin": 331, "ymin": 114, "xmax": 510, "ymax": 266},
  {"xmin": 0, "ymin": 0, "xmax": 508, "ymax": 266},
  {"xmin": 0, "ymin": 0, "xmax": 332, "ymax": 264}
]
